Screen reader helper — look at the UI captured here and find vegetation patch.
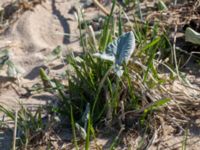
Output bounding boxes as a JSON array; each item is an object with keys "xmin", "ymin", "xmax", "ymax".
[{"xmin": 0, "ymin": 0, "xmax": 200, "ymax": 149}]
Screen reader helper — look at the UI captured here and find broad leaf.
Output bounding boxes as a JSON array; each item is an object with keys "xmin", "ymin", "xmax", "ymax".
[
  {"xmin": 93, "ymin": 53, "xmax": 115, "ymax": 62},
  {"xmin": 39, "ymin": 68, "xmax": 56, "ymax": 88},
  {"xmin": 6, "ymin": 60, "xmax": 20, "ymax": 77},
  {"xmin": 46, "ymin": 46, "xmax": 62, "ymax": 61},
  {"xmin": 0, "ymin": 50, "xmax": 24, "ymax": 77},
  {"xmin": 185, "ymin": 27, "xmax": 200, "ymax": 45},
  {"xmin": 94, "ymin": 31, "xmax": 136, "ymax": 77}
]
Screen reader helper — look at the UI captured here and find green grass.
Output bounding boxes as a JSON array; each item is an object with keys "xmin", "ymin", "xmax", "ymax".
[
  {"xmin": 0, "ymin": 104, "xmax": 49, "ymax": 149},
  {"xmin": 44, "ymin": 4, "xmax": 173, "ymax": 148}
]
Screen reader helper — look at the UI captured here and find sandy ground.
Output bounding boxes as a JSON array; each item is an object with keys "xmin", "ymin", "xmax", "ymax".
[
  {"xmin": 0, "ymin": 0, "xmax": 98, "ymax": 149},
  {"xmin": 0, "ymin": 0, "xmax": 88, "ymax": 108}
]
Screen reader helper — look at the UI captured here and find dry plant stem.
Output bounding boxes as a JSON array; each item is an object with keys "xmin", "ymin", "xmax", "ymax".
[
  {"xmin": 105, "ymin": 86, "xmax": 112, "ymax": 127},
  {"xmin": 120, "ymin": 101, "xmax": 125, "ymax": 121},
  {"xmin": 131, "ymin": 61, "xmax": 191, "ymax": 127},
  {"xmin": 181, "ymin": 51, "xmax": 200, "ymax": 68},
  {"xmin": 88, "ymin": 25, "xmax": 98, "ymax": 50},
  {"xmin": 145, "ymin": 126, "xmax": 161, "ymax": 149},
  {"xmin": 182, "ymin": 84, "xmax": 200, "ymax": 92},
  {"xmin": 134, "ymin": 59, "xmax": 193, "ymax": 112},
  {"xmin": 13, "ymin": 110, "xmax": 18, "ymax": 150},
  {"xmin": 173, "ymin": 22, "xmax": 180, "ymax": 79},
  {"xmin": 121, "ymin": 9, "xmax": 134, "ymax": 31},
  {"xmin": 93, "ymin": 0, "xmax": 110, "ymax": 15},
  {"xmin": 118, "ymin": 98, "xmax": 168, "ymax": 120}
]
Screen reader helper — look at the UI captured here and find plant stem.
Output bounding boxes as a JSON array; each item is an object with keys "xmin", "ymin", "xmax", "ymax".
[
  {"xmin": 91, "ymin": 65, "xmax": 113, "ymax": 120},
  {"xmin": 12, "ymin": 110, "xmax": 18, "ymax": 150}
]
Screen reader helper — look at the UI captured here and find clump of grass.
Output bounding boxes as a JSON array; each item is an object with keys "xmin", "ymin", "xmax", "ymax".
[
  {"xmin": 36, "ymin": 1, "xmax": 175, "ymax": 149},
  {"xmin": 37, "ymin": 16, "xmax": 172, "ymax": 150},
  {"xmin": 0, "ymin": 104, "xmax": 52, "ymax": 149}
]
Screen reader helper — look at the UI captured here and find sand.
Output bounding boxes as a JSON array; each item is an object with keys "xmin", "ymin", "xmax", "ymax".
[{"xmin": 0, "ymin": 0, "xmax": 98, "ymax": 108}]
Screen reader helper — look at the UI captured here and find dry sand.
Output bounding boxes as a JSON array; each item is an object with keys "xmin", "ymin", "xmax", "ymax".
[
  {"xmin": 0, "ymin": 0, "xmax": 90, "ymax": 107},
  {"xmin": 0, "ymin": 1, "xmax": 98, "ymax": 148}
]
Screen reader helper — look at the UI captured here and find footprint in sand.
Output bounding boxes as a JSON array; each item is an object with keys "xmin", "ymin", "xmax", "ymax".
[{"xmin": 1, "ymin": 0, "xmax": 79, "ymax": 75}]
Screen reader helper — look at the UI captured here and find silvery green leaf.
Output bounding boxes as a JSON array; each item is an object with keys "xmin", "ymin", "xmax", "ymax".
[
  {"xmin": 93, "ymin": 31, "xmax": 135, "ymax": 77},
  {"xmin": 93, "ymin": 53, "xmax": 115, "ymax": 62},
  {"xmin": 105, "ymin": 31, "xmax": 135, "ymax": 65},
  {"xmin": 94, "ymin": 31, "xmax": 135, "ymax": 65},
  {"xmin": 46, "ymin": 46, "xmax": 62, "ymax": 61},
  {"xmin": 75, "ymin": 123, "xmax": 87, "ymax": 140},
  {"xmin": 185, "ymin": 27, "xmax": 200, "ymax": 45},
  {"xmin": 114, "ymin": 65, "xmax": 124, "ymax": 77},
  {"xmin": 6, "ymin": 60, "xmax": 19, "ymax": 77}
]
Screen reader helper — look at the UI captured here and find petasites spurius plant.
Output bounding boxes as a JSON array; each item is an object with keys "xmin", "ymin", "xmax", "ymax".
[{"xmin": 93, "ymin": 31, "xmax": 136, "ymax": 77}]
